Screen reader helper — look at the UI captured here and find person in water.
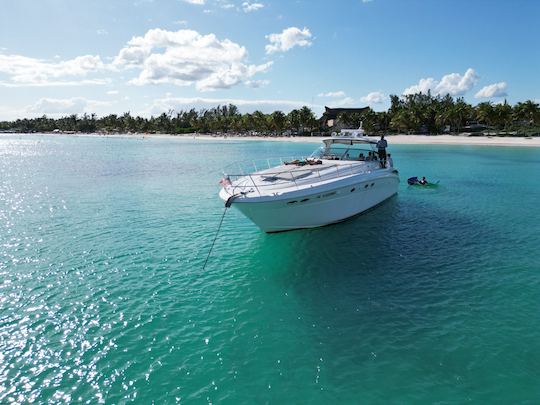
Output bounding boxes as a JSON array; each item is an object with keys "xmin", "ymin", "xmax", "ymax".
[{"xmin": 419, "ymin": 176, "xmax": 427, "ymax": 185}]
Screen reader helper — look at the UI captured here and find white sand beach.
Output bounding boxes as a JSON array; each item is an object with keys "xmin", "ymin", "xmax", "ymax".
[
  {"xmin": 176, "ymin": 134, "xmax": 540, "ymax": 147},
  {"xmin": 5, "ymin": 132, "xmax": 540, "ymax": 147}
]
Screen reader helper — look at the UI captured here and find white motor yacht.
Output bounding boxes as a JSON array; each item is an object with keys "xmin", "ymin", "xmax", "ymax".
[{"xmin": 219, "ymin": 130, "xmax": 399, "ymax": 232}]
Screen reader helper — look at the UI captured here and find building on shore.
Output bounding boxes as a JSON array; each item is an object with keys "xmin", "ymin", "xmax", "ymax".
[{"xmin": 321, "ymin": 106, "xmax": 370, "ymax": 129}]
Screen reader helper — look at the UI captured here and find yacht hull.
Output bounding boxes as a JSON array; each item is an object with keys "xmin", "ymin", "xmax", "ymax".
[{"xmin": 221, "ymin": 172, "xmax": 399, "ymax": 233}]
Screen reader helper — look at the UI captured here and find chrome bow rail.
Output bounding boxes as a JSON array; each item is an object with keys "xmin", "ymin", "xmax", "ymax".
[
  {"xmin": 222, "ymin": 157, "xmax": 379, "ymax": 197},
  {"xmin": 222, "ymin": 156, "xmax": 310, "ymax": 176}
]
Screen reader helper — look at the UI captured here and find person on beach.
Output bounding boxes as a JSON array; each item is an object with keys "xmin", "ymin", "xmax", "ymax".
[{"xmin": 376, "ymin": 135, "xmax": 388, "ymax": 167}]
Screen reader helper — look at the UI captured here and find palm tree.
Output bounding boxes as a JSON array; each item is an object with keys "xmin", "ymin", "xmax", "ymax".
[
  {"xmin": 287, "ymin": 109, "xmax": 300, "ymax": 134},
  {"xmin": 513, "ymin": 100, "xmax": 539, "ymax": 125},
  {"xmin": 298, "ymin": 106, "xmax": 316, "ymax": 134},
  {"xmin": 390, "ymin": 110, "xmax": 411, "ymax": 133},
  {"xmin": 252, "ymin": 110, "xmax": 268, "ymax": 133},
  {"xmin": 360, "ymin": 108, "xmax": 377, "ymax": 133},
  {"xmin": 375, "ymin": 111, "xmax": 390, "ymax": 133},
  {"xmin": 475, "ymin": 102, "xmax": 495, "ymax": 126},
  {"xmin": 269, "ymin": 111, "xmax": 286, "ymax": 135},
  {"xmin": 493, "ymin": 101, "xmax": 513, "ymax": 130}
]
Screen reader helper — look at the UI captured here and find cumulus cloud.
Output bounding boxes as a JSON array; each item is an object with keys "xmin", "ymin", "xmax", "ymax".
[
  {"xmin": 332, "ymin": 97, "xmax": 356, "ymax": 107},
  {"xmin": 245, "ymin": 79, "xmax": 270, "ymax": 88},
  {"xmin": 113, "ymin": 28, "xmax": 272, "ymax": 91},
  {"xmin": 147, "ymin": 95, "xmax": 322, "ymax": 115},
  {"xmin": 403, "ymin": 68, "xmax": 479, "ymax": 96},
  {"xmin": 265, "ymin": 27, "xmax": 313, "ymax": 54},
  {"xmin": 403, "ymin": 78, "xmax": 438, "ymax": 95},
  {"xmin": 27, "ymin": 97, "xmax": 112, "ymax": 115},
  {"xmin": 182, "ymin": 0, "xmax": 205, "ymax": 4},
  {"xmin": 318, "ymin": 91, "xmax": 346, "ymax": 98},
  {"xmin": 0, "ymin": 53, "xmax": 106, "ymax": 86},
  {"xmin": 0, "ymin": 28, "xmax": 272, "ymax": 91},
  {"xmin": 0, "ymin": 79, "xmax": 110, "ymax": 88},
  {"xmin": 436, "ymin": 68, "xmax": 479, "ymax": 96},
  {"xmin": 242, "ymin": 2, "xmax": 264, "ymax": 12},
  {"xmin": 474, "ymin": 82, "xmax": 508, "ymax": 98},
  {"xmin": 360, "ymin": 91, "xmax": 385, "ymax": 104}
]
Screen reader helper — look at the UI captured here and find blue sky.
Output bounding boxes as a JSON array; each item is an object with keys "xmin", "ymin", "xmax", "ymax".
[{"xmin": 0, "ymin": 0, "xmax": 538, "ymax": 119}]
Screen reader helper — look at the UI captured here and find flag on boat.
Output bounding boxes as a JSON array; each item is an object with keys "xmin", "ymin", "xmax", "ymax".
[{"xmin": 219, "ymin": 176, "xmax": 232, "ymax": 187}]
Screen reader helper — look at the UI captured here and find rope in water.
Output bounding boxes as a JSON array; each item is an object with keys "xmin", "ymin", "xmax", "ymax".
[
  {"xmin": 202, "ymin": 194, "xmax": 238, "ymax": 271},
  {"xmin": 202, "ymin": 207, "xmax": 229, "ymax": 270}
]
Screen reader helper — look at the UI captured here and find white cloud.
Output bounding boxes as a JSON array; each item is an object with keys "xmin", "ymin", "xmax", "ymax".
[
  {"xmin": 147, "ymin": 96, "xmax": 322, "ymax": 115},
  {"xmin": 403, "ymin": 78, "xmax": 437, "ymax": 95},
  {"xmin": 0, "ymin": 28, "xmax": 272, "ymax": 91},
  {"xmin": 113, "ymin": 28, "xmax": 272, "ymax": 91},
  {"xmin": 436, "ymin": 68, "xmax": 479, "ymax": 96},
  {"xmin": 96, "ymin": 29, "xmax": 108, "ymax": 36},
  {"xmin": 0, "ymin": 53, "xmax": 106, "ymax": 86},
  {"xmin": 403, "ymin": 68, "xmax": 479, "ymax": 96},
  {"xmin": 27, "ymin": 97, "xmax": 112, "ymax": 115},
  {"xmin": 174, "ymin": 20, "xmax": 188, "ymax": 25},
  {"xmin": 360, "ymin": 91, "xmax": 385, "ymax": 104},
  {"xmin": 474, "ymin": 82, "xmax": 508, "ymax": 98},
  {"xmin": 318, "ymin": 91, "xmax": 346, "ymax": 98},
  {"xmin": 106, "ymin": 90, "xmax": 119, "ymax": 95},
  {"xmin": 0, "ymin": 79, "xmax": 110, "ymax": 88},
  {"xmin": 245, "ymin": 79, "xmax": 270, "ymax": 88},
  {"xmin": 0, "ymin": 105, "xmax": 26, "ymax": 120},
  {"xmin": 332, "ymin": 97, "xmax": 356, "ymax": 107},
  {"xmin": 182, "ymin": 0, "xmax": 205, "ymax": 4},
  {"xmin": 265, "ymin": 27, "xmax": 313, "ymax": 54},
  {"xmin": 242, "ymin": 2, "xmax": 264, "ymax": 12}
]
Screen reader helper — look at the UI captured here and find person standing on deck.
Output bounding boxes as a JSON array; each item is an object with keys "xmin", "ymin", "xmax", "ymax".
[{"xmin": 376, "ymin": 135, "xmax": 388, "ymax": 167}]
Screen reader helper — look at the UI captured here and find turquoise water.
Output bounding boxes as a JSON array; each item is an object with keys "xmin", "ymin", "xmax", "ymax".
[{"xmin": 1, "ymin": 134, "xmax": 540, "ymax": 403}]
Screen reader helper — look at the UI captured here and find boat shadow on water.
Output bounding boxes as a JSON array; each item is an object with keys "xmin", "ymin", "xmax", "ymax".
[
  {"xmin": 240, "ymin": 190, "xmax": 507, "ymax": 298},
  {"xmin": 229, "ymin": 193, "xmax": 509, "ymax": 359}
]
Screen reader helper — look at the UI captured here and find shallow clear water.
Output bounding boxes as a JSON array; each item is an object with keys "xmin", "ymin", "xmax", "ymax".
[{"xmin": 1, "ymin": 134, "xmax": 539, "ymax": 403}]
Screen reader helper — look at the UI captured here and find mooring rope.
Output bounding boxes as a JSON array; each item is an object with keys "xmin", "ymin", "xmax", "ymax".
[{"xmin": 202, "ymin": 194, "xmax": 238, "ymax": 271}]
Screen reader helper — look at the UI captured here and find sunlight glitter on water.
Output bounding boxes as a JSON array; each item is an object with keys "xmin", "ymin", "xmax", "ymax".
[{"xmin": 1, "ymin": 135, "xmax": 540, "ymax": 403}]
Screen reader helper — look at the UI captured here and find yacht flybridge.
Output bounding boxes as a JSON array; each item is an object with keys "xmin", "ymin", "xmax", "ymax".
[{"xmin": 219, "ymin": 130, "xmax": 399, "ymax": 232}]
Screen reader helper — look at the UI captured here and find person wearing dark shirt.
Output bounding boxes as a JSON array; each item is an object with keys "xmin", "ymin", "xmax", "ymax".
[{"xmin": 376, "ymin": 135, "xmax": 388, "ymax": 167}]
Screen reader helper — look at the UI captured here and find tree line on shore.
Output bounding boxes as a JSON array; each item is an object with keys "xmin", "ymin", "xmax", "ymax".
[{"xmin": 1, "ymin": 92, "xmax": 539, "ymax": 136}]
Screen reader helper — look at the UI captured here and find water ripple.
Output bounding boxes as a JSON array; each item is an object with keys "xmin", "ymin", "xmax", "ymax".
[{"xmin": 1, "ymin": 136, "xmax": 539, "ymax": 402}]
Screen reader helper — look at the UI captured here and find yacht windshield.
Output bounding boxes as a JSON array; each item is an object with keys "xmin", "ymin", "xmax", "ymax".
[{"xmin": 312, "ymin": 143, "xmax": 375, "ymax": 161}]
